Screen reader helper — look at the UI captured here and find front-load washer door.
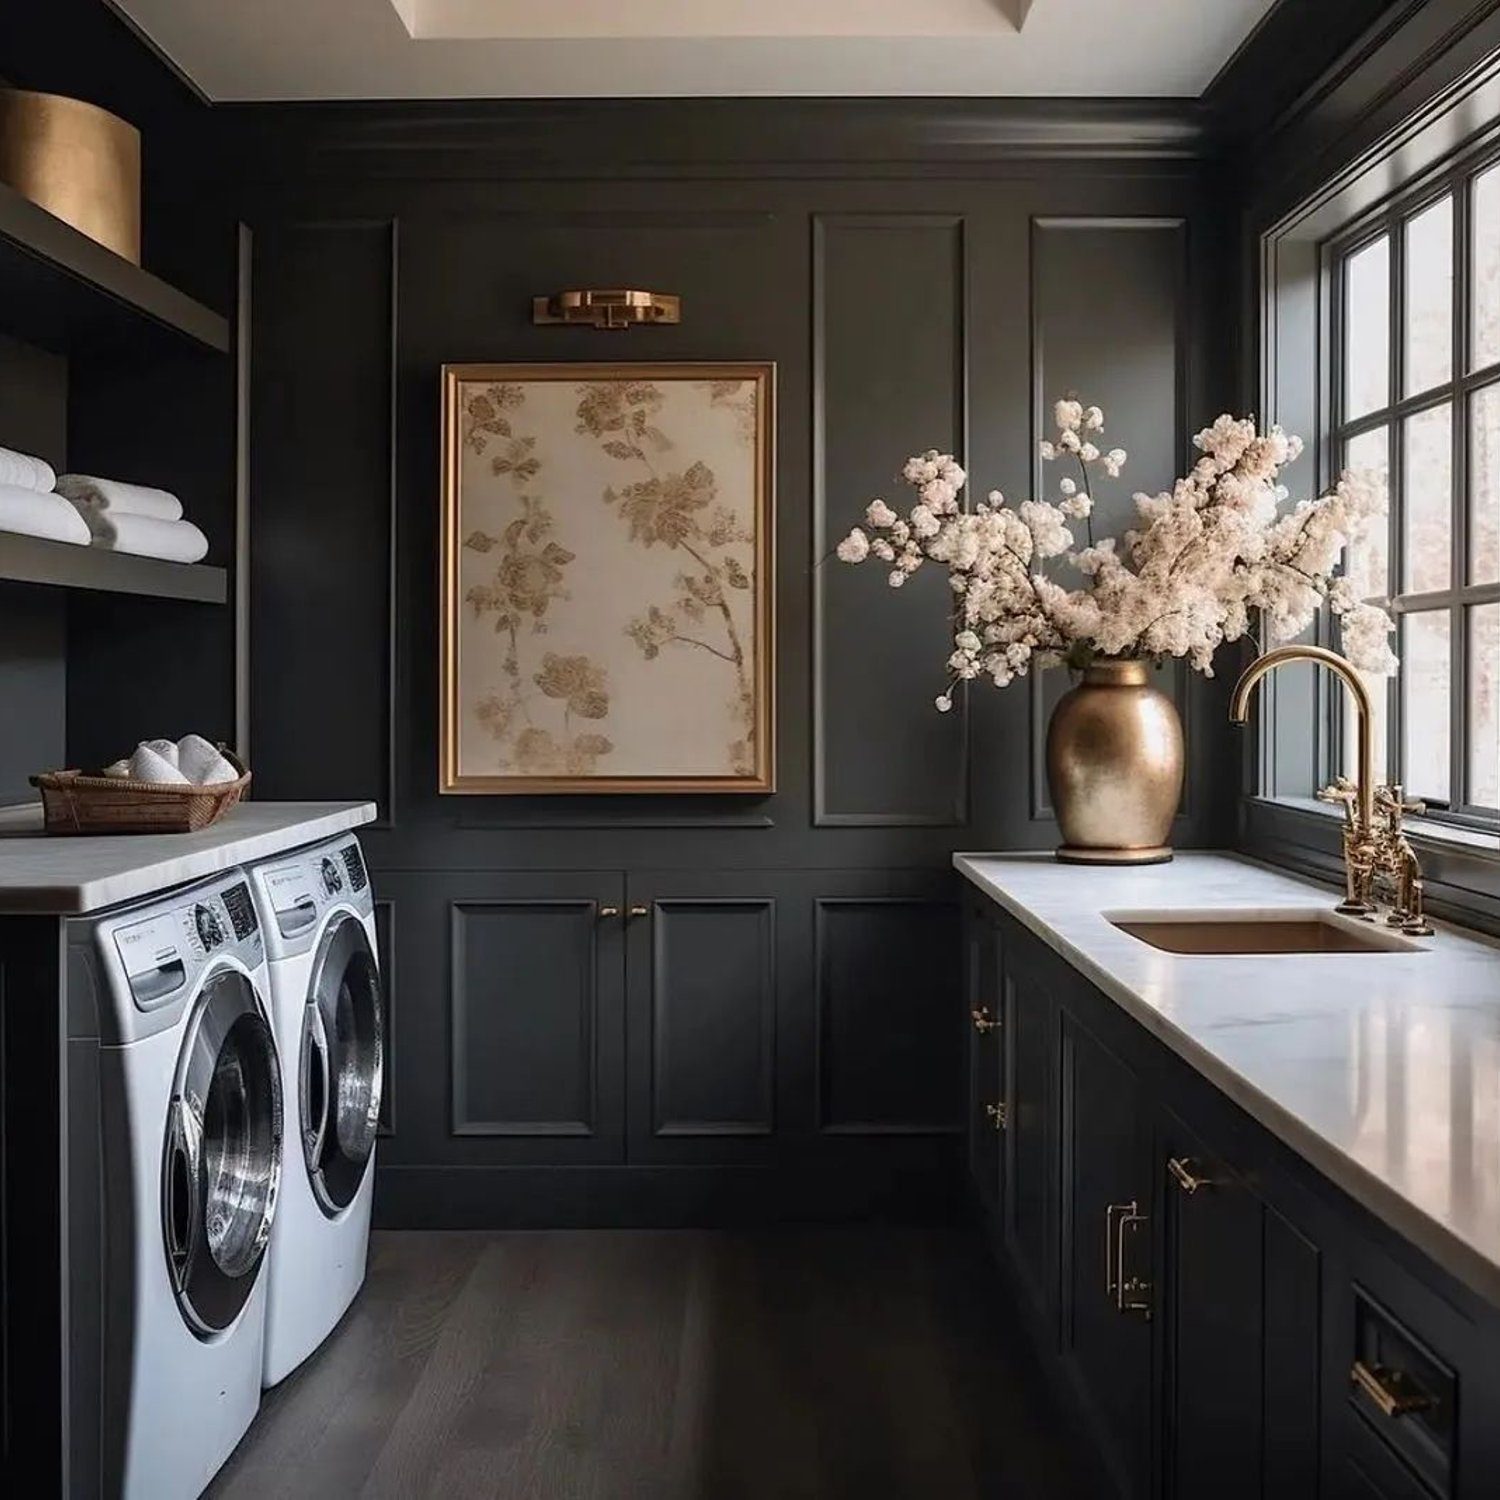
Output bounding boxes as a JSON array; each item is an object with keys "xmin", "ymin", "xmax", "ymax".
[
  {"xmin": 162, "ymin": 967, "xmax": 283, "ymax": 1337},
  {"xmin": 300, "ymin": 912, "xmax": 383, "ymax": 1217}
]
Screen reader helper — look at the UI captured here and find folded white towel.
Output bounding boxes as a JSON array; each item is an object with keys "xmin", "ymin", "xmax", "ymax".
[
  {"xmin": 0, "ymin": 483, "xmax": 91, "ymax": 545},
  {"xmin": 69, "ymin": 508, "xmax": 209, "ymax": 564},
  {"xmin": 143, "ymin": 738, "xmax": 181, "ymax": 768},
  {"xmin": 55, "ymin": 474, "xmax": 184, "ymax": 522},
  {"xmin": 0, "ymin": 445, "xmax": 57, "ymax": 493},
  {"xmin": 128, "ymin": 744, "xmax": 190, "ymax": 786},
  {"xmin": 176, "ymin": 733, "xmax": 237, "ymax": 786}
]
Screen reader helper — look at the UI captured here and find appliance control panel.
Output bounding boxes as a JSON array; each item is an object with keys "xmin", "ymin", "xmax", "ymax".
[
  {"xmin": 258, "ymin": 835, "xmax": 373, "ymax": 942},
  {"xmin": 110, "ymin": 877, "xmax": 263, "ymax": 1011}
]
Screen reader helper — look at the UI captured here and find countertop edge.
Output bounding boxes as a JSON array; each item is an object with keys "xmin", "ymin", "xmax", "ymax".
[
  {"xmin": 954, "ymin": 851, "xmax": 1500, "ymax": 1312},
  {"xmin": 0, "ymin": 802, "xmax": 378, "ymax": 915}
]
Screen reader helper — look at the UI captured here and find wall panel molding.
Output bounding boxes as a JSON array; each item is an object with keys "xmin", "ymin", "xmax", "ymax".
[
  {"xmin": 449, "ymin": 898, "xmax": 600, "ymax": 1137},
  {"xmin": 814, "ymin": 895, "xmax": 963, "ymax": 1134},
  {"xmin": 813, "ymin": 212, "xmax": 970, "ymax": 827},
  {"xmin": 649, "ymin": 898, "xmax": 776, "ymax": 1137},
  {"xmin": 374, "ymin": 895, "xmax": 397, "ymax": 1137}
]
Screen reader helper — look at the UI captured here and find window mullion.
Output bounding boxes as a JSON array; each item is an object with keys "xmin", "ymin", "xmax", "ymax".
[
  {"xmin": 1388, "ymin": 223, "xmax": 1406, "ymax": 789},
  {"xmin": 1452, "ymin": 176, "xmax": 1471, "ymax": 807}
]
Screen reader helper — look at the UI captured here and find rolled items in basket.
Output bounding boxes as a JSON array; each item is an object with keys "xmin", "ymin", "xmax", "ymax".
[
  {"xmin": 55, "ymin": 474, "xmax": 184, "ymax": 522},
  {"xmin": 128, "ymin": 743, "xmax": 191, "ymax": 786},
  {"xmin": 0, "ymin": 482, "xmax": 91, "ymax": 545},
  {"xmin": 103, "ymin": 734, "xmax": 239, "ymax": 786},
  {"xmin": 69, "ymin": 507, "xmax": 209, "ymax": 563},
  {"xmin": 0, "ymin": 445, "xmax": 58, "ymax": 493}
]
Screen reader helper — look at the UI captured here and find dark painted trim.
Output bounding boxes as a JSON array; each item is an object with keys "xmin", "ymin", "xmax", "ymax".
[
  {"xmin": 811, "ymin": 212, "xmax": 971, "ymax": 828},
  {"xmin": 813, "ymin": 895, "xmax": 965, "ymax": 1137},
  {"xmin": 448, "ymin": 898, "xmax": 601, "ymax": 1138},
  {"xmin": 217, "ymin": 98, "xmax": 1210, "ymax": 179},
  {"xmin": 373, "ymin": 1156, "xmax": 964, "ymax": 1229},
  {"xmin": 649, "ymin": 897, "xmax": 777, "ymax": 1138}
]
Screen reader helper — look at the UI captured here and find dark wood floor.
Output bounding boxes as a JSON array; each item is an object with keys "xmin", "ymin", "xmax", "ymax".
[{"xmin": 207, "ymin": 1227, "xmax": 1091, "ymax": 1499}]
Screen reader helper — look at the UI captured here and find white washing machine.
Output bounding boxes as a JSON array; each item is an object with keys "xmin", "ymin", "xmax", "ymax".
[
  {"xmin": 66, "ymin": 869, "xmax": 281, "ymax": 1500},
  {"xmin": 246, "ymin": 833, "xmax": 383, "ymax": 1387}
]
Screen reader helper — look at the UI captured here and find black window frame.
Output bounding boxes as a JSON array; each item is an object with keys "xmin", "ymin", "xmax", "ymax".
[{"xmin": 1323, "ymin": 137, "xmax": 1500, "ymax": 832}]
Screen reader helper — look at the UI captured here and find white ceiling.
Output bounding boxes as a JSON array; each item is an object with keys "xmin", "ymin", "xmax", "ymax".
[{"xmin": 112, "ymin": 0, "xmax": 1278, "ymax": 101}]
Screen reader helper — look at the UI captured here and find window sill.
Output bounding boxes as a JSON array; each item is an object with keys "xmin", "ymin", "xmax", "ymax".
[{"xmin": 1239, "ymin": 795, "xmax": 1500, "ymax": 938}]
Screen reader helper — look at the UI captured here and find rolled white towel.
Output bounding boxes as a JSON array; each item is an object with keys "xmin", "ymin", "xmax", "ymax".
[
  {"xmin": 176, "ymin": 734, "xmax": 238, "ymax": 786},
  {"xmin": 143, "ymin": 738, "xmax": 181, "ymax": 769},
  {"xmin": 0, "ymin": 445, "xmax": 57, "ymax": 493},
  {"xmin": 70, "ymin": 508, "xmax": 209, "ymax": 564},
  {"xmin": 55, "ymin": 474, "xmax": 184, "ymax": 522},
  {"xmin": 128, "ymin": 743, "xmax": 190, "ymax": 786},
  {"xmin": 0, "ymin": 482, "xmax": 91, "ymax": 545}
]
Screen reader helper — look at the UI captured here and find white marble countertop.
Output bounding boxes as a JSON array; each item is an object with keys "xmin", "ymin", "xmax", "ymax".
[
  {"xmin": 955, "ymin": 850, "xmax": 1500, "ymax": 1307},
  {"xmin": 0, "ymin": 800, "xmax": 377, "ymax": 913}
]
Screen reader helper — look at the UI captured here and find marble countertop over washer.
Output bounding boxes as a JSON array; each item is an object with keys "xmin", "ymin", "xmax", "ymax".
[
  {"xmin": 955, "ymin": 850, "xmax": 1500, "ymax": 1308},
  {"xmin": 0, "ymin": 800, "xmax": 377, "ymax": 913}
]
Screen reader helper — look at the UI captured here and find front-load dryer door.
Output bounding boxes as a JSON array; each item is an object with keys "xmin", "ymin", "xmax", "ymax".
[
  {"xmin": 300, "ymin": 912, "xmax": 383, "ymax": 1216},
  {"xmin": 162, "ymin": 968, "xmax": 283, "ymax": 1337}
]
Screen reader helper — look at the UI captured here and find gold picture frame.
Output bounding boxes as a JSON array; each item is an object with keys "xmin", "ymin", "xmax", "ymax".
[{"xmin": 440, "ymin": 362, "xmax": 775, "ymax": 794}]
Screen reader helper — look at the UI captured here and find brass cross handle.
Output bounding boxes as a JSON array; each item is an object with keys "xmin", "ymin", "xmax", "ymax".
[{"xmin": 1317, "ymin": 777, "xmax": 1361, "ymax": 828}]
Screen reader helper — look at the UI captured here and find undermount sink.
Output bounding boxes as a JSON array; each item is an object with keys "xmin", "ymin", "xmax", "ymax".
[{"xmin": 1105, "ymin": 908, "xmax": 1426, "ymax": 955}]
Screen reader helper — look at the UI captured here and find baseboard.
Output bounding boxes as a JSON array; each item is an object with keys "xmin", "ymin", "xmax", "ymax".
[{"xmin": 372, "ymin": 1159, "xmax": 966, "ymax": 1229}]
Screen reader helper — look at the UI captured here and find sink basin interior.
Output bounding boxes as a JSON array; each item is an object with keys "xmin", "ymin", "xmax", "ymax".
[{"xmin": 1105, "ymin": 909, "xmax": 1424, "ymax": 955}]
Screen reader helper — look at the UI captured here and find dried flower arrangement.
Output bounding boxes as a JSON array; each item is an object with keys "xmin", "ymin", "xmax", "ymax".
[{"xmin": 835, "ymin": 399, "xmax": 1398, "ymax": 710}]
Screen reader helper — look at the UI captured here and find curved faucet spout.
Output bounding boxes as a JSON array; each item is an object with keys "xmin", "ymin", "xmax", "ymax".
[{"xmin": 1229, "ymin": 644, "xmax": 1375, "ymax": 840}]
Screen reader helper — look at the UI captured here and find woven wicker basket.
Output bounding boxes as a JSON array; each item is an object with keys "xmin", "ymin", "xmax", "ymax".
[{"xmin": 30, "ymin": 749, "xmax": 251, "ymax": 835}]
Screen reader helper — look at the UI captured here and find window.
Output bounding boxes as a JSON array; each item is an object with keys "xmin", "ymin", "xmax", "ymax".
[{"xmin": 1330, "ymin": 156, "xmax": 1500, "ymax": 825}]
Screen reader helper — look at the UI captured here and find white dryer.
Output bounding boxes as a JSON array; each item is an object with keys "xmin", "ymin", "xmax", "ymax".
[
  {"xmin": 67, "ymin": 869, "xmax": 281, "ymax": 1500},
  {"xmin": 246, "ymin": 833, "xmax": 383, "ymax": 1387}
]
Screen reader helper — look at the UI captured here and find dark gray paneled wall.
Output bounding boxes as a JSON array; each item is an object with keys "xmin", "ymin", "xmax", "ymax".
[{"xmin": 235, "ymin": 105, "xmax": 1233, "ymax": 1224}]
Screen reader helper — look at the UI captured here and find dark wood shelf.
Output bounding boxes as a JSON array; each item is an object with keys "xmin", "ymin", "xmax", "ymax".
[
  {"xmin": 0, "ymin": 533, "xmax": 226, "ymax": 603},
  {"xmin": 0, "ymin": 180, "xmax": 230, "ymax": 357}
]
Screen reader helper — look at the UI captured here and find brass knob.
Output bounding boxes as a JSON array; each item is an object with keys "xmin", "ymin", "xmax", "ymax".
[
  {"xmin": 970, "ymin": 1006, "xmax": 998, "ymax": 1033},
  {"xmin": 629, "ymin": 905, "xmax": 649, "ymax": 918},
  {"xmin": 598, "ymin": 905, "xmax": 621, "ymax": 918},
  {"xmin": 985, "ymin": 1101, "xmax": 1008, "ymax": 1131}
]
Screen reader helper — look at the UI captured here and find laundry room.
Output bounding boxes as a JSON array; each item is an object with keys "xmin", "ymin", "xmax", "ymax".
[{"xmin": 4, "ymin": 2, "xmax": 1500, "ymax": 1497}]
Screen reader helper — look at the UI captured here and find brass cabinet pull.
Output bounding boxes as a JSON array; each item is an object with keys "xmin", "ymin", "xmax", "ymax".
[
  {"xmin": 984, "ymin": 1101, "xmax": 1008, "ymax": 1131},
  {"xmin": 1167, "ymin": 1156, "xmax": 1214, "ymax": 1195},
  {"xmin": 598, "ymin": 905, "xmax": 621, "ymax": 918},
  {"xmin": 1351, "ymin": 1359, "xmax": 1436, "ymax": 1418},
  {"xmin": 1105, "ymin": 1200, "xmax": 1151, "ymax": 1319},
  {"xmin": 970, "ymin": 1005, "xmax": 998, "ymax": 1033},
  {"xmin": 629, "ymin": 905, "xmax": 649, "ymax": 918}
]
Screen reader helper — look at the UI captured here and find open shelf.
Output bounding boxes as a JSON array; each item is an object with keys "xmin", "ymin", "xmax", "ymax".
[
  {"xmin": 0, "ymin": 180, "xmax": 230, "ymax": 357},
  {"xmin": 0, "ymin": 533, "xmax": 226, "ymax": 603}
]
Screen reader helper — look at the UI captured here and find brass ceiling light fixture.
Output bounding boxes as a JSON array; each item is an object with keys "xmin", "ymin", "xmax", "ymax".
[{"xmin": 532, "ymin": 289, "xmax": 681, "ymax": 330}]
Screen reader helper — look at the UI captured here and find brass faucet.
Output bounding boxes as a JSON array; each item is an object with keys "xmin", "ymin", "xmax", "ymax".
[{"xmin": 1230, "ymin": 645, "xmax": 1433, "ymax": 935}]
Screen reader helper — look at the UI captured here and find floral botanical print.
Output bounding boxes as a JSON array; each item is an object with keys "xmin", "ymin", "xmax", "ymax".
[{"xmin": 449, "ymin": 369, "xmax": 767, "ymax": 787}]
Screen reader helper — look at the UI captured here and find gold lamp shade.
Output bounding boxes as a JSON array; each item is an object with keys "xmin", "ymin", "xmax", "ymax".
[{"xmin": 0, "ymin": 89, "xmax": 141, "ymax": 264}]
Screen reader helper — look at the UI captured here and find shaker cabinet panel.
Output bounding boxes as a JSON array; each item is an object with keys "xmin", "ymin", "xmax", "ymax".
[
  {"xmin": 1001, "ymin": 947, "xmax": 1058, "ymax": 1336},
  {"xmin": 1059, "ymin": 1013, "xmax": 1153, "ymax": 1499},
  {"xmin": 1159, "ymin": 1119, "xmax": 1267, "ymax": 1500},
  {"xmin": 965, "ymin": 901, "xmax": 1003, "ymax": 1220}
]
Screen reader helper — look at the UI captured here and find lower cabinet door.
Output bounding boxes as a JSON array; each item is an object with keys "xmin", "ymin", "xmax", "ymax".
[
  {"xmin": 966, "ymin": 903, "xmax": 1003, "ymax": 1220},
  {"xmin": 1160, "ymin": 1119, "xmax": 1267, "ymax": 1500},
  {"xmin": 624, "ymin": 872, "xmax": 780, "ymax": 1163},
  {"xmin": 1059, "ymin": 1013, "xmax": 1153, "ymax": 1498}
]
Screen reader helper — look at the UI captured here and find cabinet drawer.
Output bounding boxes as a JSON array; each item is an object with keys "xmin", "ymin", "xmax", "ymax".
[{"xmin": 1344, "ymin": 1287, "xmax": 1455, "ymax": 1498}]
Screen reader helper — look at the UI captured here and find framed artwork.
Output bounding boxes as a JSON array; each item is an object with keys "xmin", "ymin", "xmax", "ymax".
[{"xmin": 440, "ymin": 362, "xmax": 775, "ymax": 793}]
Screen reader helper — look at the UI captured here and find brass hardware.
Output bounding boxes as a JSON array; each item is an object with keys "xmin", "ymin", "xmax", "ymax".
[
  {"xmin": 532, "ymin": 289, "xmax": 681, "ymax": 330},
  {"xmin": 1047, "ymin": 659, "xmax": 1183, "ymax": 866},
  {"xmin": 1167, "ymin": 1156, "xmax": 1213, "ymax": 1195},
  {"xmin": 598, "ymin": 905, "xmax": 621, "ymax": 918},
  {"xmin": 629, "ymin": 905, "xmax": 649, "ymax": 919},
  {"xmin": 985, "ymin": 1101, "xmax": 1008, "ymax": 1131},
  {"xmin": 1231, "ymin": 646, "xmax": 1434, "ymax": 932},
  {"xmin": 1105, "ymin": 1200, "xmax": 1151, "ymax": 1318},
  {"xmin": 1351, "ymin": 1359, "xmax": 1436, "ymax": 1418},
  {"xmin": 970, "ymin": 1005, "xmax": 998, "ymax": 1033},
  {"xmin": 0, "ymin": 89, "xmax": 141, "ymax": 263}
]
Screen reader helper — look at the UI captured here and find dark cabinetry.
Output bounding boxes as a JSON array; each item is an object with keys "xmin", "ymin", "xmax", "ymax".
[{"xmin": 962, "ymin": 896, "xmax": 1500, "ymax": 1500}]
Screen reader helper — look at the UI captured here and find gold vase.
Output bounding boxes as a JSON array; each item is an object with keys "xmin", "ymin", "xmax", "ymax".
[
  {"xmin": 1045, "ymin": 659, "xmax": 1183, "ymax": 865},
  {"xmin": 0, "ymin": 89, "xmax": 141, "ymax": 264}
]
